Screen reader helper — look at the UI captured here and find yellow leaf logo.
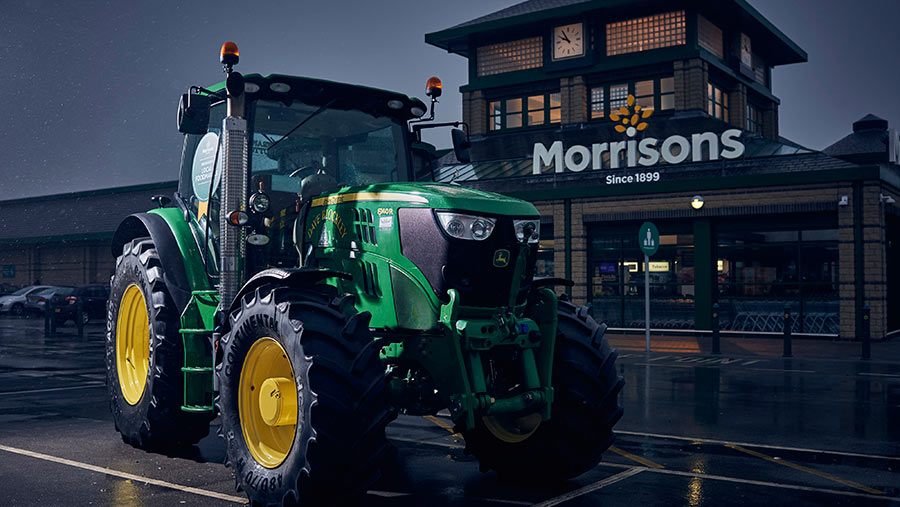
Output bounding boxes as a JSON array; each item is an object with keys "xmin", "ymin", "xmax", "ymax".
[{"xmin": 610, "ymin": 94, "xmax": 652, "ymax": 137}]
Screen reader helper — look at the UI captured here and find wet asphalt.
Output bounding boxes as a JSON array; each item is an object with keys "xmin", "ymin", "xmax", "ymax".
[{"xmin": 0, "ymin": 316, "xmax": 898, "ymax": 506}]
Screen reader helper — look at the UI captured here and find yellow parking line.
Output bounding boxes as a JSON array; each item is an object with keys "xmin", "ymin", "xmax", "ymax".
[
  {"xmin": 609, "ymin": 445, "xmax": 664, "ymax": 469},
  {"xmin": 423, "ymin": 415, "xmax": 462, "ymax": 437},
  {"xmin": 726, "ymin": 444, "xmax": 883, "ymax": 495}
]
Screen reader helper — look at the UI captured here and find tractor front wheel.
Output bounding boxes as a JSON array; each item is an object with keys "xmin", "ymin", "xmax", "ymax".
[
  {"xmin": 105, "ymin": 237, "xmax": 213, "ymax": 449},
  {"xmin": 462, "ymin": 300, "xmax": 624, "ymax": 482},
  {"xmin": 216, "ymin": 288, "xmax": 394, "ymax": 506}
]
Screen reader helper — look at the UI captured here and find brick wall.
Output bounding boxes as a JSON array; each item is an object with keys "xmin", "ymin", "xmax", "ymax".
[
  {"xmin": 0, "ymin": 240, "xmax": 114, "ymax": 288},
  {"xmin": 674, "ymin": 59, "xmax": 708, "ymax": 111},
  {"xmin": 762, "ymin": 102, "xmax": 779, "ymax": 140},
  {"xmin": 728, "ymin": 82, "xmax": 747, "ymax": 130},
  {"xmin": 464, "ymin": 90, "xmax": 487, "ymax": 135},
  {"xmin": 560, "ymin": 76, "xmax": 587, "ymax": 125}
]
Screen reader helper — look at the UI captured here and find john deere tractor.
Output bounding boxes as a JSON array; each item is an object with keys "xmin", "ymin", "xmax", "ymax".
[{"xmin": 106, "ymin": 43, "xmax": 623, "ymax": 506}]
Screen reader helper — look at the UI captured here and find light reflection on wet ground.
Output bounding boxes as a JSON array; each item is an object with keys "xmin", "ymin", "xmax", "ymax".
[{"xmin": 1, "ymin": 316, "xmax": 899, "ymax": 506}]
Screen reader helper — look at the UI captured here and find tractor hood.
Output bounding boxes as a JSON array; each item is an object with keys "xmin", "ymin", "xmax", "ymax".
[{"xmin": 317, "ymin": 183, "xmax": 538, "ymax": 217}]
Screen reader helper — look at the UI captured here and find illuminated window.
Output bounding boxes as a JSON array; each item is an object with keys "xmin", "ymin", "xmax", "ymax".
[
  {"xmin": 488, "ymin": 101, "xmax": 502, "ymax": 131},
  {"xmin": 610, "ymin": 84, "xmax": 629, "ymax": 111},
  {"xmin": 506, "ymin": 98, "xmax": 523, "ymax": 128},
  {"xmin": 590, "ymin": 77, "xmax": 674, "ymax": 119},
  {"xmin": 590, "ymin": 88, "xmax": 605, "ymax": 119},
  {"xmin": 476, "ymin": 37, "xmax": 543, "ymax": 77},
  {"xmin": 634, "ymin": 80, "xmax": 654, "ymax": 110},
  {"xmin": 660, "ymin": 77, "xmax": 674, "ymax": 110},
  {"xmin": 698, "ymin": 15, "xmax": 724, "ymax": 59},
  {"xmin": 488, "ymin": 92, "xmax": 560, "ymax": 131},
  {"xmin": 707, "ymin": 82, "xmax": 729, "ymax": 122},
  {"xmin": 747, "ymin": 103, "xmax": 761, "ymax": 133},
  {"xmin": 606, "ymin": 11, "xmax": 686, "ymax": 56}
]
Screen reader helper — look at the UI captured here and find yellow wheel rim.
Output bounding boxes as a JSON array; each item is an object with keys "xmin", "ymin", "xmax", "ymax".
[
  {"xmin": 483, "ymin": 413, "xmax": 542, "ymax": 443},
  {"xmin": 116, "ymin": 284, "xmax": 150, "ymax": 406},
  {"xmin": 239, "ymin": 337, "xmax": 297, "ymax": 468}
]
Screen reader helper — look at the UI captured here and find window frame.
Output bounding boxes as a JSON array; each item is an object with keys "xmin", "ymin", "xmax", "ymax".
[
  {"xmin": 487, "ymin": 91, "xmax": 561, "ymax": 132},
  {"xmin": 707, "ymin": 82, "xmax": 729, "ymax": 122},
  {"xmin": 605, "ymin": 10, "xmax": 687, "ymax": 57},
  {"xmin": 746, "ymin": 102, "xmax": 762, "ymax": 133},
  {"xmin": 589, "ymin": 76, "xmax": 675, "ymax": 120}
]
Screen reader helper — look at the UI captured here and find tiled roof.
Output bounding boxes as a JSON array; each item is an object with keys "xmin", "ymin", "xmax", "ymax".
[
  {"xmin": 824, "ymin": 114, "xmax": 891, "ymax": 164},
  {"xmin": 0, "ymin": 182, "xmax": 178, "ymax": 243},
  {"xmin": 449, "ymin": 0, "xmax": 588, "ymax": 29}
]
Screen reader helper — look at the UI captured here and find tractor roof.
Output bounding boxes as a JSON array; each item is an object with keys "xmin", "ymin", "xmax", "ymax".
[{"xmin": 207, "ymin": 74, "xmax": 427, "ymax": 122}]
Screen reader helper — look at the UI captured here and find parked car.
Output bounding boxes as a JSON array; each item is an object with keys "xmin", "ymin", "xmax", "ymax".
[
  {"xmin": 0, "ymin": 283, "xmax": 19, "ymax": 296},
  {"xmin": 25, "ymin": 286, "xmax": 74, "ymax": 316},
  {"xmin": 0, "ymin": 285, "xmax": 53, "ymax": 316},
  {"xmin": 53, "ymin": 284, "xmax": 110, "ymax": 326}
]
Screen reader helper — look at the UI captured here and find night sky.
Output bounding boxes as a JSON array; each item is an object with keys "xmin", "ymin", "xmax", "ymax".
[{"xmin": 1, "ymin": 0, "xmax": 898, "ymax": 201}]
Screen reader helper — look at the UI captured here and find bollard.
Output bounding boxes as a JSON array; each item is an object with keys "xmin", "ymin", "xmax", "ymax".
[
  {"xmin": 43, "ymin": 299, "xmax": 51, "ymax": 336},
  {"xmin": 44, "ymin": 298, "xmax": 56, "ymax": 337},
  {"xmin": 861, "ymin": 304, "xmax": 871, "ymax": 360},
  {"xmin": 783, "ymin": 303, "xmax": 792, "ymax": 358},
  {"xmin": 711, "ymin": 303, "xmax": 721, "ymax": 355},
  {"xmin": 76, "ymin": 298, "xmax": 84, "ymax": 339}
]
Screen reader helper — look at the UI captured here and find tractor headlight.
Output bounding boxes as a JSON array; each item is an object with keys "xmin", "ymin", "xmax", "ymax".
[
  {"xmin": 436, "ymin": 212, "xmax": 495, "ymax": 241},
  {"xmin": 249, "ymin": 191, "xmax": 270, "ymax": 214},
  {"xmin": 514, "ymin": 219, "xmax": 540, "ymax": 244}
]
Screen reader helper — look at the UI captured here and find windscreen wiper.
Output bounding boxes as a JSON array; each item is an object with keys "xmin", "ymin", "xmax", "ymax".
[{"xmin": 268, "ymin": 99, "xmax": 337, "ymax": 151}]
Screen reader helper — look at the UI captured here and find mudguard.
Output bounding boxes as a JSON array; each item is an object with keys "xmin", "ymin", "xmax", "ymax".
[
  {"xmin": 111, "ymin": 209, "xmax": 210, "ymax": 312},
  {"xmin": 228, "ymin": 267, "xmax": 352, "ymax": 316}
]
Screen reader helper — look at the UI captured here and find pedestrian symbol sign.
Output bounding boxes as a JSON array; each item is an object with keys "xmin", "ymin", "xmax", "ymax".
[{"xmin": 638, "ymin": 222, "xmax": 659, "ymax": 257}]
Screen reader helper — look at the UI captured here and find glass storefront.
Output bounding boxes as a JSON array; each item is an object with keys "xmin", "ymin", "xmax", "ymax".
[
  {"xmin": 589, "ymin": 224, "xmax": 696, "ymax": 329},
  {"xmin": 717, "ymin": 228, "xmax": 839, "ymax": 334},
  {"xmin": 587, "ymin": 217, "xmax": 841, "ymax": 335}
]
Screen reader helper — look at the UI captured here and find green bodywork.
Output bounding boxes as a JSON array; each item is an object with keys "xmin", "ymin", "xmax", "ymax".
[
  {"xmin": 145, "ymin": 208, "xmax": 218, "ymax": 412},
  {"xmin": 155, "ymin": 75, "xmax": 562, "ymax": 431}
]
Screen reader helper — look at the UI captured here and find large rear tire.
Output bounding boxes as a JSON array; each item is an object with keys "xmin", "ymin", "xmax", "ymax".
[
  {"xmin": 216, "ymin": 288, "xmax": 394, "ymax": 506},
  {"xmin": 462, "ymin": 301, "xmax": 624, "ymax": 482},
  {"xmin": 105, "ymin": 237, "xmax": 213, "ymax": 449}
]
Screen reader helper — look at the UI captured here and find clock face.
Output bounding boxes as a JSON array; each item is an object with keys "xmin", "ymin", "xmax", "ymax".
[{"xmin": 553, "ymin": 22, "xmax": 585, "ymax": 60}]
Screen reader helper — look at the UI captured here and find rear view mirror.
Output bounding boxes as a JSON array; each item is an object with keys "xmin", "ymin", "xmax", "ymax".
[
  {"xmin": 451, "ymin": 128, "xmax": 471, "ymax": 163},
  {"xmin": 177, "ymin": 93, "xmax": 210, "ymax": 135}
]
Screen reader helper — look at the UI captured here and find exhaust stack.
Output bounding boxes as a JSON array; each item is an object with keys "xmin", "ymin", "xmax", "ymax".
[{"xmin": 218, "ymin": 42, "xmax": 247, "ymax": 307}]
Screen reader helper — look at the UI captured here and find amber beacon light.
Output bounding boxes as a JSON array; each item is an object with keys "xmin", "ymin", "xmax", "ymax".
[
  {"xmin": 426, "ymin": 76, "xmax": 442, "ymax": 98},
  {"xmin": 220, "ymin": 41, "xmax": 239, "ymax": 66}
]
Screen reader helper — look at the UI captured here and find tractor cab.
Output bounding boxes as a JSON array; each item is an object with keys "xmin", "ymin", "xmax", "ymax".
[{"xmin": 176, "ymin": 72, "xmax": 429, "ymax": 274}]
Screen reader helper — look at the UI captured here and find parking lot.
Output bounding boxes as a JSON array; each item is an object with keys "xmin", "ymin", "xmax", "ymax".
[{"xmin": 0, "ymin": 316, "xmax": 898, "ymax": 506}]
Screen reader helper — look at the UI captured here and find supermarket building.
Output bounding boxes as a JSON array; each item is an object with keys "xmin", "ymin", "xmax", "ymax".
[{"xmin": 425, "ymin": 0, "xmax": 900, "ymax": 340}]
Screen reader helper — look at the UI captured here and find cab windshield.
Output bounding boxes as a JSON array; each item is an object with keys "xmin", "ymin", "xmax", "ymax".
[{"xmin": 249, "ymin": 99, "xmax": 410, "ymax": 191}]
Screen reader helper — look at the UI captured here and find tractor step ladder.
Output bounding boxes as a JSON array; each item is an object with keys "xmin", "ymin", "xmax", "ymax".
[{"xmin": 179, "ymin": 289, "xmax": 219, "ymax": 413}]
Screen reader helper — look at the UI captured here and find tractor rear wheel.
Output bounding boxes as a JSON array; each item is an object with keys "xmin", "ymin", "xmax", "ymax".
[
  {"xmin": 216, "ymin": 288, "xmax": 394, "ymax": 506},
  {"xmin": 462, "ymin": 301, "xmax": 624, "ymax": 482},
  {"xmin": 105, "ymin": 237, "xmax": 213, "ymax": 449}
]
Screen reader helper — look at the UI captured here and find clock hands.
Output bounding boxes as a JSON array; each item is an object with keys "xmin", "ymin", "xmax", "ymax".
[{"xmin": 558, "ymin": 32, "xmax": 571, "ymax": 44}]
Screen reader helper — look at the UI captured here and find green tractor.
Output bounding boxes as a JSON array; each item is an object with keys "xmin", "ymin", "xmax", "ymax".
[{"xmin": 106, "ymin": 42, "xmax": 623, "ymax": 505}]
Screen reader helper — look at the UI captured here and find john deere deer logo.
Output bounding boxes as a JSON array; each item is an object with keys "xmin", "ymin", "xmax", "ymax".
[
  {"xmin": 609, "ymin": 95, "xmax": 652, "ymax": 137},
  {"xmin": 493, "ymin": 249, "xmax": 510, "ymax": 268}
]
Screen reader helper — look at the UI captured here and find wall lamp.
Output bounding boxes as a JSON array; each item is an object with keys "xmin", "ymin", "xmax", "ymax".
[
  {"xmin": 838, "ymin": 195, "xmax": 849, "ymax": 207},
  {"xmin": 691, "ymin": 195, "xmax": 704, "ymax": 210},
  {"xmin": 880, "ymin": 193, "xmax": 896, "ymax": 204}
]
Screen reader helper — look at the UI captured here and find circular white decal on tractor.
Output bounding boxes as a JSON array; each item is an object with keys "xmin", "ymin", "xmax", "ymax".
[{"xmin": 191, "ymin": 132, "xmax": 223, "ymax": 202}]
